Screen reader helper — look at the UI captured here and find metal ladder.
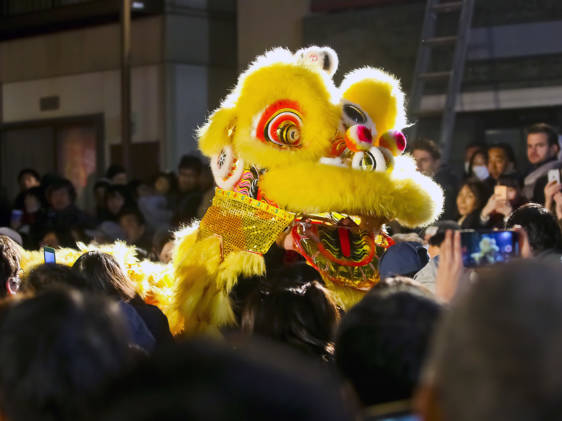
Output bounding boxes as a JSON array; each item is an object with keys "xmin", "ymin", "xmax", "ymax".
[{"xmin": 408, "ymin": 0, "xmax": 475, "ymax": 162}]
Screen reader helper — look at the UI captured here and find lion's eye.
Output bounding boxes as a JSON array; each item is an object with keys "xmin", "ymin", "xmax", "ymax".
[
  {"xmin": 343, "ymin": 103, "xmax": 367, "ymax": 125},
  {"xmin": 351, "ymin": 147, "xmax": 392, "ymax": 173},
  {"xmin": 256, "ymin": 100, "xmax": 303, "ymax": 148}
]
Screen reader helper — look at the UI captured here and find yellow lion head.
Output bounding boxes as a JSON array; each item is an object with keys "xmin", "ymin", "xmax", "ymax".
[{"xmin": 196, "ymin": 46, "xmax": 443, "ymax": 293}]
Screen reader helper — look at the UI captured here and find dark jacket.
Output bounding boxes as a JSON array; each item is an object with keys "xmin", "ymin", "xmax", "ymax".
[{"xmin": 434, "ymin": 164, "xmax": 459, "ymax": 221}]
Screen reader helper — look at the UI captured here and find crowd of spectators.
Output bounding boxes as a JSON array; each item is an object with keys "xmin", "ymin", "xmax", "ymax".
[
  {"xmin": 410, "ymin": 122, "xmax": 562, "ymax": 231},
  {"xmin": 0, "ymin": 121, "xmax": 560, "ymax": 420},
  {"xmin": 2, "ymin": 154, "xmax": 212, "ymax": 262}
]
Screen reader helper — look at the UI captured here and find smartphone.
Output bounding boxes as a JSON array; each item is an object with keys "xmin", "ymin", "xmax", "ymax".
[
  {"xmin": 10, "ymin": 209, "xmax": 23, "ymax": 224},
  {"xmin": 494, "ymin": 185, "xmax": 507, "ymax": 200},
  {"xmin": 460, "ymin": 230, "xmax": 519, "ymax": 267},
  {"xmin": 548, "ymin": 169, "xmax": 561, "ymax": 184},
  {"xmin": 43, "ymin": 246, "xmax": 56, "ymax": 264}
]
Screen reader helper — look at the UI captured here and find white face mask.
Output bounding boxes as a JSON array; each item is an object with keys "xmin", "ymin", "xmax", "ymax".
[{"xmin": 472, "ymin": 165, "xmax": 489, "ymax": 180}]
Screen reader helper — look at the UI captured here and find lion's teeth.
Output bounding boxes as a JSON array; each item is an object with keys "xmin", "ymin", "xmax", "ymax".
[{"xmin": 319, "ymin": 157, "xmax": 347, "ymax": 168}]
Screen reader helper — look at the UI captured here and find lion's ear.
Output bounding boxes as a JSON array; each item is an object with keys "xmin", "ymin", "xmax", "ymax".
[
  {"xmin": 295, "ymin": 46, "xmax": 339, "ymax": 77},
  {"xmin": 197, "ymin": 107, "xmax": 238, "ymax": 157}
]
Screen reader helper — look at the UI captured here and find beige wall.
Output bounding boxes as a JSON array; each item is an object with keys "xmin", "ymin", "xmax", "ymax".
[
  {"xmin": 0, "ymin": 16, "xmax": 163, "ymax": 83},
  {"xmin": 237, "ymin": 0, "xmax": 310, "ymax": 69},
  {"xmin": 2, "ymin": 65, "xmax": 162, "ymax": 161}
]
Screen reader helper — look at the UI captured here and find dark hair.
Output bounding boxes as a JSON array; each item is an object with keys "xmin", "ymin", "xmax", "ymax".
[
  {"xmin": 23, "ymin": 186, "xmax": 47, "ymax": 209},
  {"xmin": 105, "ymin": 164, "xmax": 126, "ymax": 180},
  {"xmin": 487, "ymin": 143, "xmax": 516, "ymax": 164},
  {"xmin": 497, "ymin": 173, "xmax": 522, "ymax": 190},
  {"xmin": 459, "ymin": 179, "xmax": 492, "ymax": 210},
  {"xmin": 96, "ymin": 338, "xmax": 352, "ymax": 421},
  {"xmin": 411, "ymin": 138, "xmax": 441, "ymax": 161},
  {"xmin": 72, "ymin": 251, "xmax": 136, "ymax": 301},
  {"xmin": 118, "ymin": 208, "xmax": 145, "ymax": 227},
  {"xmin": 0, "ymin": 288, "xmax": 132, "ymax": 421},
  {"xmin": 23, "ymin": 263, "xmax": 88, "ymax": 293},
  {"xmin": 46, "ymin": 178, "xmax": 76, "ymax": 203},
  {"xmin": 506, "ymin": 203, "xmax": 562, "ymax": 254},
  {"xmin": 153, "ymin": 171, "xmax": 177, "ymax": 192},
  {"xmin": 178, "ymin": 155, "xmax": 202, "ymax": 174},
  {"xmin": 336, "ymin": 278, "xmax": 441, "ymax": 406},
  {"xmin": 105, "ymin": 185, "xmax": 134, "ymax": 209},
  {"xmin": 427, "ymin": 220, "xmax": 461, "ymax": 247},
  {"xmin": 425, "ymin": 260, "xmax": 562, "ymax": 421},
  {"xmin": 93, "ymin": 179, "xmax": 111, "ymax": 191},
  {"xmin": 17, "ymin": 168, "xmax": 40, "ymax": 184},
  {"xmin": 0, "ymin": 236, "xmax": 21, "ymax": 297},
  {"xmin": 241, "ymin": 263, "xmax": 340, "ymax": 361},
  {"xmin": 152, "ymin": 229, "xmax": 173, "ymax": 256},
  {"xmin": 467, "ymin": 148, "xmax": 487, "ymax": 176},
  {"xmin": 525, "ymin": 122, "xmax": 559, "ymax": 148}
]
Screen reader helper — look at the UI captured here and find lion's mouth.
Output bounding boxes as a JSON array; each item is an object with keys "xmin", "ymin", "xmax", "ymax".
[{"xmin": 291, "ymin": 214, "xmax": 391, "ymax": 291}]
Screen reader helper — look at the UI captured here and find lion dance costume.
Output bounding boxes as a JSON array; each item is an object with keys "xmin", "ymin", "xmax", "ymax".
[{"xmin": 20, "ymin": 46, "xmax": 443, "ymax": 336}]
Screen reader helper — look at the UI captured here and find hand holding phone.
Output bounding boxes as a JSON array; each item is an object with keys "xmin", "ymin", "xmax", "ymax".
[
  {"xmin": 548, "ymin": 169, "xmax": 561, "ymax": 184},
  {"xmin": 435, "ymin": 230, "xmax": 463, "ymax": 302},
  {"xmin": 494, "ymin": 185, "xmax": 508, "ymax": 201}
]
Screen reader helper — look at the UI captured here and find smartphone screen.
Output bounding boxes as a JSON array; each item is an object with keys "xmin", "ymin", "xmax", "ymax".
[
  {"xmin": 548, "ymin": 169, "xmax": 561, "ymax": 184},
  {"xmin": 461, "ymin": 230, "xmax": 519, "ymax": 267},
  {"xmin": 43, "ymin": 247, "xmax": 56, "ymax": 264},
  {"xmin": 494, "ymin": 185, "xmax": 507, "ymax": 200}
]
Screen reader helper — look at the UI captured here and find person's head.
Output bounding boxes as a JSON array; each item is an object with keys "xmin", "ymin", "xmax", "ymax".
[
  {"xmin": 525, "ymin": 123, "xmax": 559, "ymax": 165},
  {"xmin": 467, "ymin": 148, "xmax": 489, "ymax": 180},
  {"xmin": 23, "ymin": 187, "xmax": 46, "ymax": 214},
  {"xmin": 506, "ymin": 203, "xmax": 562, "ymax": 255},
  {"xmin": 152, "ymin": 230, "xmax": 174, "ymax": 263},
  {"xmin": 17, "ymin": 168, "xmax": 40, "ymax": 192},
  {"xmin": 456, "ymin": 180, "xmax": 490, "ymax": 217},
  {"xmin": 105, "ymin": 185, "xmax": 131, "ymax": 216},
  {"xmin": 0, "ymin": 288, "xmax": 132, "ymax": 421},
  {"xmin": 464, "ymin": 141, "xmax": 486, "ymax": 169},
  {"xmin": 497, "ymin": 174, "xmax": 524, "ymax": 203},
  {"xmin": 425, "ymin": 220, "xmax": 461, "ymax": 258},
  {"xmin": 0, "ymin": 236, "xmax": 22, "ymax": 297},
  {"xmin": 72, "ymin": 251, "xmax": 136, "ymax": 301},
  {"xmin": 241, "ymin": 263, "xmax": 340, "ymax": 361},
  {"xmin": 417, "ymin": 261, "xmax": 562, "ymax": 421},
  {"xmin": 93, "ymin": 179, "xmax": 111, "ymax": 206},
  {"xmin": 411, "ymin": 139, "xmax": 441, "ymax": 177},
  {"xmin": 105, "ymin": 164, "xmax": 127, "ymax": 185},
  {"xmin": 23, "ymin": 263, "xmax": 88, "ymax": 293},
  {"xmin": 96, "ymin": 338, "xmax": 353, "ymax": 421},
  {"xmin": 177, "ymin": 155, "xmax": 202, "ymax": 193},
  {"xmin": 153, "ymin": 171, "xmax": 176, "ymax": 195},
  {"xmin": 46, "ymin": 178, "xmax": 76, "ymax": 211},
  {"xmin": 378, "ymin": 241, "xmax": 430, "ymax": 279},
  {"xmin": 487, "ymin": 143, "xmax": 515, "ymax": 180},
  {"xmin": 119, "ymin": 208, "xmax": 146, "ymax": 244},
  {"xmin": 336, "ymin": 277, "xmax": 440, "ymax": 407}
]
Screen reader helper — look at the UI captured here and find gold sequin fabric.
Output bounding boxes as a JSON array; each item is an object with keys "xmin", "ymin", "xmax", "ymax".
[{"xmin": 199, "ymin": 188, "xmax": 295, "ymax": 257}]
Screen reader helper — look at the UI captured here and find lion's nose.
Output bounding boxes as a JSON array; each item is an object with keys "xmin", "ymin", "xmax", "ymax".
[{"xmin": 345, "ymin": 125, "xmax": 373, "ymax": 152}]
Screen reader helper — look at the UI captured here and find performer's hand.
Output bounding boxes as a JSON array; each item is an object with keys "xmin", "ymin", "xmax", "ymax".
[{"xmin": 435, "ymin": 230, "xmax": 463, "ymax": 302}]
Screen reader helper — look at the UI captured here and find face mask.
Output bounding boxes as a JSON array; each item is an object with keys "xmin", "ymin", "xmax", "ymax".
[
  {"xmin": 464, "ymin": 161, "xmax": 470, "ymax": 173},
  {"xmin": 472, "ymin": 165, "xmax": 489, "ymax": 180}
]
